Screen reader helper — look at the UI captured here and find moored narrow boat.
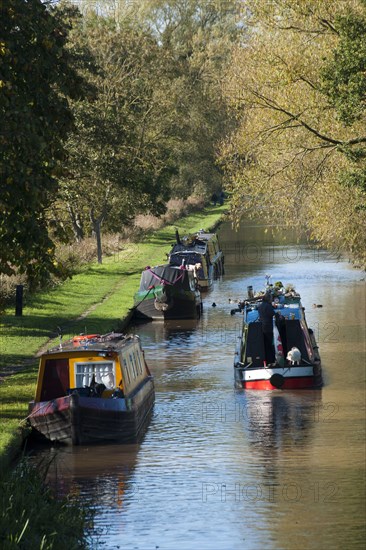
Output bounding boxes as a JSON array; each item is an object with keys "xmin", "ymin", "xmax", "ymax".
[
  {"xmin": 168, "ymin": 229, "xmax": 224, "ymax": 290},
  {"xmin": 234, "ymin": 282, "xmax": 322, "ymax": 390},
  {"xmin": 133, "ymin": 264, "xmax": 202, "ymax": 320},
  {"xmin": 28, "ymin": 333, "xmax": 155, "ymax": 444}
]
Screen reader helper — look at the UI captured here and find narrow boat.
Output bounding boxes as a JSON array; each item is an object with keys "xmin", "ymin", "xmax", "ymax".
[
  {"xmin": 168, "ymin": 229, "xmax": 224, "ymax": 290},
  {"xmin": 28, "ymin": 332, "xmax": 155, "ymax": 444},
  {"xmin": 234, "ymin": 283, "xmax": 322, "ymax": 390},
  {"xmin": 133, "ymin": 264, "xmax": 202, "ymax": 320}
]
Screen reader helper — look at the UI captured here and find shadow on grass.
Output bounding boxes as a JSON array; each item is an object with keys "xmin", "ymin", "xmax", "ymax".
[{"xmin": 0, "ymin": 314, "xmax": 133, "ymax": 370}]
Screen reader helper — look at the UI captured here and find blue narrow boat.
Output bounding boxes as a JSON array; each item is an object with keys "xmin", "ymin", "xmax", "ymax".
[{"xmin": 234, "ymin": 283, "xmax": 322, "ymax": 390}]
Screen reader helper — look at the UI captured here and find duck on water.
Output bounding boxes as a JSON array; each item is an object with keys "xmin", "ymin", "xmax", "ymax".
[{"xmin": 233, "ymin": 279, "xmax": 322, "ymax": 390}]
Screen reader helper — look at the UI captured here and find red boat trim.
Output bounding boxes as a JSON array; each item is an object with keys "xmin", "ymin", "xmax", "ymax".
[{"xmin": 242, "ymin": 376, "xmax": 321, "ymax": 390}]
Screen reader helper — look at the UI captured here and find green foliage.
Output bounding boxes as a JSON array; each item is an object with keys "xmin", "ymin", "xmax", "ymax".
[
  {"xmin": 141, "ymin": 0, "xmax": 241, "ymax": 198},
  {"xmin": 55, "ymin": 2, "xmax": 240, "ymax": 261},
  {"xmin": 58, "ymin": 14, "xmax": 175, "ymax": 258},
  {"xmin": 322, "ymin": 12, "xmax": 366, "ymax": 125},
  {"xmin": 0, "ymin": 0, "xmax": 238, "ymax": 275},
  {"xmin": 322, "ymin": 10, "xmax": 366, "ymax": 201},
  {"xmin": 339, "ymin": 168, "xmax": 366, "ymax": 193},
  {"xmin": 0, "ymin": 457, "xmax": 90, "ymax": 549},
  {"xmin": 0, "ymin": 0, "xmax": 84, "ymax": 287},
  {"xmin": 220, "ymin": 0, "xmax": 366, "ymax": 268}
]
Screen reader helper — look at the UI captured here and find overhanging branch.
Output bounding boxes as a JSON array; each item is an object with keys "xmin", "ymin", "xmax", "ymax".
[{"xmin": 250, "ymin": 89, "xmax": 366, "ymax": 147}]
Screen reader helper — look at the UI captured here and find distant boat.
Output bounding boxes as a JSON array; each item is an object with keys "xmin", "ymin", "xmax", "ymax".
[
  {"xmin": 28, "ymin": 333, "xmax": 155, "ymax": 444},
  {"xmin": 168, "ymin": 229, "xmax": 224, "ymax": 290},
  {"xmin": 133, "ymin": 264, "xmax": 202, "ymax": 320},
  {"xmin": 234, "ymin": 284, "xmax": 322, "ymax": 390}
]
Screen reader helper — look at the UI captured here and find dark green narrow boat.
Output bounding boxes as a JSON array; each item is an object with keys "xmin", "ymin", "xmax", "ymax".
[
  {"xmin": 168, "ymin": 230, "xmax": 224, "ymax": 290},
  {"xmin": 133, "ymin": 264, "xmax": 202, "ymax": 320}
]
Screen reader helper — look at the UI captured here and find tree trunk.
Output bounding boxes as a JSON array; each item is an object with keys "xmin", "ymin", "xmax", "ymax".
[
  {"xmin": 67, "ymin": 202, "xmax": 84, "ymax": 242},
  {"xmin": 90, "ymin": 207, "xmax": 104, "ymax": 264},
  {"xmin": 89, "ymin": 187, "xmax": 111, "ymax": 265},
  {"xmin": 95, "ymin": 219, "xmax": 103, "ymax": 264}
]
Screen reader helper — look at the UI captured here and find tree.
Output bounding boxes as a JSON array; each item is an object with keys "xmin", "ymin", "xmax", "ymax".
[
  {"xmin": 220, "ymin": 0, "xmax": 366, "ymax": 267},
  {"xmin": 34, "ymin": 1, "xmax": 242, "ymax": 265},
  {"xmin": 0, "ymin": 0, "xmax": 84, "ymax": 286},
  {"xmin": 140, "ymin": 0, "xmax": 242, "ymax": 198},
  {"xmin": 59, "ymin": 14, "xmax": 173, "ymax": 262}
]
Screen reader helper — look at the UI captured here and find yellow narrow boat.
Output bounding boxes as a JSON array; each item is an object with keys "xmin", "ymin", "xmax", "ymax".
[{"xmin": 28, "ymin": 333, "xmax": 154, "ymax": 445}]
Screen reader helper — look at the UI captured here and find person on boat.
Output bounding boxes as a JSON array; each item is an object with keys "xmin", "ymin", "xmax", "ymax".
[
  {"xmin": 275, "ymin": 311, "xmax": 288, "ymax": 358},
  {"xmin": 258, "ymin": 292, "xmax": 276, "ymax": 365}
]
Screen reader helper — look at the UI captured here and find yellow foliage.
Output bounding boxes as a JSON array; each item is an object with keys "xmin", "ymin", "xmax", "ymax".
[{"xmin": 221, "ymin": 0, "xmax": 366, "ymax": 267}]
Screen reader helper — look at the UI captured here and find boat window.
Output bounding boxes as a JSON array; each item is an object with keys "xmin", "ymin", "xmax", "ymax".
[
  {"xmin": 176, "ymin": 252, "xmax": 202, "ymax": 266},
  {"xmin": 135, "ymin": 350, "xmax": 143, "ymax": 374},
  {"xmin": 123, "ymin": 357, "xmax": 131, "ymax": 384},
  {"xmin": 129, "ymin": 353, "xmax": 137, "ymax": 378},
  {"xmin": 75, "ymin": 361, "xmax": 115, "ymax": 389}
]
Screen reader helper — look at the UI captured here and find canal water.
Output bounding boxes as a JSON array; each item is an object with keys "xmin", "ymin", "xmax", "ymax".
[{"xmin": 29, "ymin": 221, "xmax": 365, "ymax": 549}]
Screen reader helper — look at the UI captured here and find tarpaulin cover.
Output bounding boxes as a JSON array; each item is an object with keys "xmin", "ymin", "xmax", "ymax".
[{"xmin": 139, "ymin": 265, "xmax": 191, "ymax": 291}]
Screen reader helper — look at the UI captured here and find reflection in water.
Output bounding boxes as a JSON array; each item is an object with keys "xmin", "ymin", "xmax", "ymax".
[
  {"xmin": 239, "ymin": 391, "xmax": 322, "ymax": 454},
  {"xmin": 27, "ymin": 221, "xmax": 365, "ymax": 549},
  {"xmin": 31, "ymin": 443, "xmax": 140, "ymax": 504}
]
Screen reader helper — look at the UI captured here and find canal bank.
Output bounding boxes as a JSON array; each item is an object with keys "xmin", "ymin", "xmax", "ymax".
[{"xmin": 0, "ymin": 204, "xmax": 227, "ymax": 469}]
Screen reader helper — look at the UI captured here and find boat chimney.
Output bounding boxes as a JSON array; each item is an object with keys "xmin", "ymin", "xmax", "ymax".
[
  {"xmin": 57, "ymin": 326, "xmax": 63, "ymax": 349},
  {"xmin": 247, "ymin": 285, "xmax": 254, "ymax": 299},
  {"xmin": 175, "ymin": 229, "xmax": 181, "ymax": 244}
]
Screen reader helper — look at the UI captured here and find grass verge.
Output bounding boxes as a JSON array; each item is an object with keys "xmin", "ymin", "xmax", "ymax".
[{"xmin": 0, "ymin": 456, "xmax": 91, "ymax": 549}]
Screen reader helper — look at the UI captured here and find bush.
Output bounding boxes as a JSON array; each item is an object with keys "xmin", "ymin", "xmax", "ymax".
[
  {"xmin": 0, "ymin": 274, "xmax": 28, "ymax": 314},
  {"xmin": 133, "ymin": 214, "xmax": 164, "ymax": 231}
]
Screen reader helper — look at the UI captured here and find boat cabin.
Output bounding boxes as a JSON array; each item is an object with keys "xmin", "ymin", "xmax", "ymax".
[
  {"xmin": 194, "ymin": 231, "xmax": 223, "ymax": 271},
  {"xmin": 168, "ymin": 245, "xmax": 210, "ymax": 282},
  {"xmin": 168, "ymin": 230, "xmax": 224, "ymax": 285},
  {"xmin": 242, "ymin": 297, "xmax": 315, "ymax": 367},
  {"xmin": 35, "ymin": 333, "xmax": 149, "ymax": 402}
]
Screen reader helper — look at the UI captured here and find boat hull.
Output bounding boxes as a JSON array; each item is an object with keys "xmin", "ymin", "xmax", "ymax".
[
  {"xmin": 234, "ymin": 365, "xmax": 322, "ymax": 390},
  {"xmin": 134, "ymin": 295, "xmax": 201, "ymax": 320},
  {"xmin": 28, "ymin": 378, "xmax": 155, "ymax": 445}
]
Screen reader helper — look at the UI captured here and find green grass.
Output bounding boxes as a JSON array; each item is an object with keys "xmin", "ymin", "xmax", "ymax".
[
  {"xmin": 0, "ymin": 204, "xmax": 227, "ymax": 468},
  {"xmin": 0, "ymin": 456, "xmax": 90, "ymax": 549}
]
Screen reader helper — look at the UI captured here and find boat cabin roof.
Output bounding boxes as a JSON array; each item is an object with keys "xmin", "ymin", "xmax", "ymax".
[
  {"xmin": 45, "ymin": 333, "xmax": 137, "ymax": 355},
  {"xmin": 195, "ymin": 231, "xmax": 217, "ymax": 242},
  {"xmin": 245, "ymin": 295, "xmax": 303, "ymax": 324},
  {"xmin": 170, "ymin": 242, "xmax": 207, "ymax": 256}
]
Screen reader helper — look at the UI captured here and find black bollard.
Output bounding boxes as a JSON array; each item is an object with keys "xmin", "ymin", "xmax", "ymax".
[{"xmin": 15, "ymin": 285, "xmax": 23, "ymax": 316}]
